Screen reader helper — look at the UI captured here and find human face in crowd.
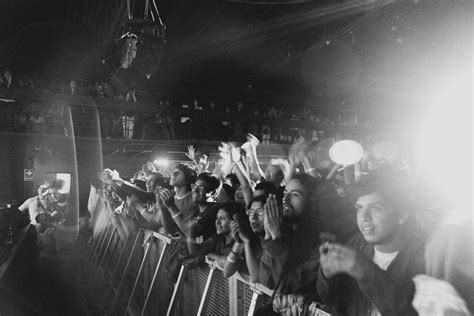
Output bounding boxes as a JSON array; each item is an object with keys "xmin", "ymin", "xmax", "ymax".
[
  {"xmin": 234, "ymin": 185, "xmax": 245, "ymax": 204},
  {"xmin": 170, "ymin": 169, "xmax": 186, "ymax": 187},
  {"xmin": 191, "ymin": 179, "xmax": 210, "ymax": 203},
  {"xmin": 247, "ymin": 201, "xmax": 264, "ymax": 234},
  {"xmin": 215, "ymin": 209, "xmax": 232, "ymax": 235},
  {"xmin": 283, "ymin": 179, "xmax": 307, "ymax": 218},
  {"xmin": 355, "ymin": 192, "xmax": 405, "ymax": 247}
]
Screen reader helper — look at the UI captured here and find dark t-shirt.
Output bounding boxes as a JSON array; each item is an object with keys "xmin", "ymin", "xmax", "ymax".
[
  {"xmin": 213, "ymin": 234, "xmax": 234, "ymax": 256},
  {"xmin": 191, "ymin": 203, "xmax": 220, "ymax": 241}
]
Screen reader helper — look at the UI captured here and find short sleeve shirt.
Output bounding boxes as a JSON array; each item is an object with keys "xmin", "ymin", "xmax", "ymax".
[{"xmin": 19, "ymin": 196, "xmax": 49, "ymax": 225}]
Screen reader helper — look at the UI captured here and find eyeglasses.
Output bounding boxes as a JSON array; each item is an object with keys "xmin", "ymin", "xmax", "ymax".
[
  {"xmin": 246, "ymin": 208, "xmax": 264, "ymax": 217},
  {"xmin": 191, "ymin": 183, "xmax": 207, "ymax": 192}
]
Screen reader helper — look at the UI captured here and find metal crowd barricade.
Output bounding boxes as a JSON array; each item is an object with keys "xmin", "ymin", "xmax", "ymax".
[
  {"xmin": 105, "ymin": 229, "xmax": 172, "ymax": 316},
  {"xmin": 89, "ymin": 225, "xmax": 330, "ymax": 316},
  {"xmin": 88, "ymin": 222, "xmax": 111, "ymax": 262},
  {"xmin": 167, "ymin": 257, "xmax": 331, "ymax": 316},
  {"xmin": 167, "ymin": 257, "xmax": 275, "ymax": 316}
]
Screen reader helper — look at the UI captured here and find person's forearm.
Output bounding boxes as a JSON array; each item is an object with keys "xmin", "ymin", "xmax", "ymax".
[
  {"xmin": 302, "ymin": 156, "xmax": 321, "ymax": 179},
  {"xmin": 354, "ymin": 162, "xmax": 362, "ymax": 183},
  {"xmin": 167, "ymin": 204, "xmax": 192, "ymax": 236},
  {"xmin": 247, "ymin": 148, "xmax": 265, "ymax": 180},
  {"xmin": 244, "ymin": 241, "xmax": 260, "ymax": 283},
  {"xmin": 223, "ymin": 242, "xmax": 244, "ymax": 278},
  {"xmin": 233, "ymin": 163, "xmax": 254, "ymax": 206},
  {"xmin": 160, "ymin": 206, "xmax": 178, "ymax": 234},
  {"xmin": 134, "ymin": 211, "xmax": 160, "ymax": 231},
  {"xmin": 326, "ymin": 163, "xmax": 341, "ymax": 180}
]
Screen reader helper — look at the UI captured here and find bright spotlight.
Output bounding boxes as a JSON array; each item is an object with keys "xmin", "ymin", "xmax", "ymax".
[
  {"xmin": 329, "ymin": 140, "xmax": 364, "ymax": 166},
  {"xmin": 154, "ymin": 158, "xmax": 170, "ymax": 168}
]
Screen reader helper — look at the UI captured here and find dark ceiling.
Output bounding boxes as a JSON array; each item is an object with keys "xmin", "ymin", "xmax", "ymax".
[{"xmin": 0, "ymin": 0, "xmax": 471, "ymax": 109}]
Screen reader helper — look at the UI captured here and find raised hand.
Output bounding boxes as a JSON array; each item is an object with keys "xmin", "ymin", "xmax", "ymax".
[
  {"xmin": 104, "ymin": 168, "xmax": 121, "ymax": 183},
  {"xmin": 159, "ymin": 188, "xmax": 175, "ymax": 208},
  {"xmin": 146, "ymin": 161, "xmax": 157, "ymax": 173},
  {"xmin": 319, "ymin": 243, "xmax": 368, "ymax": 280},
  {"xmin": 185, "ymin": 145, "xmax": 196, "ymax": 161},
  {"xmin": 231, "ymin": 215, "xmax": 251, "ymax": 244},
  {"xmin": 154, "ymin": 186, "xmax": 165, "ymax": 208},
  {"xmin": 263, "ymin": 194, "xmax": 283, "ymax": 240}
]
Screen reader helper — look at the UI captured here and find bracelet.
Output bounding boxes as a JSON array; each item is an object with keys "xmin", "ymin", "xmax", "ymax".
[
  {"xmin": 172, "ymin": 212, "xmax": 182, "ymax": 219},
  {"xmin": 306, "ymin": 168, "xmax": 316, "ymax": 172}
]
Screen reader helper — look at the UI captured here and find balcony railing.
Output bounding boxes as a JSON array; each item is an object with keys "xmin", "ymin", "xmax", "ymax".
[{"xmin": 0, "ymin": 88, "xmax": 384, "ymax": 144}]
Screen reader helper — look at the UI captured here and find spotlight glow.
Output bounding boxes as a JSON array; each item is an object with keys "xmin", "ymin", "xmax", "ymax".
[{"xmin": 154, "ymin": 158, "xmax": 170, "ymax": 168}]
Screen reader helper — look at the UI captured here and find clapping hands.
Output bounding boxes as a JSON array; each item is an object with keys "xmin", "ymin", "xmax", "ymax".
[{"xmin": 263, "ymin": 194, "xmax": 283, "ymax": 241}]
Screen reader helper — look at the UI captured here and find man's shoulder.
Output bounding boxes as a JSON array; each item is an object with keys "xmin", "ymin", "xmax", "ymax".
[{"xmin": 20, "ymin": 196, "xmax": 39, "ymax": 209}]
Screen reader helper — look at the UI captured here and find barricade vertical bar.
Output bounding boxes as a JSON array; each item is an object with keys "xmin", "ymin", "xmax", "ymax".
[
  {"xmin": 88, "ymin": 223, "xmax": 107, "ymax": 257},
  {"xmin": 89, "ymin": 224, "xmax": 109, "ymax": 261},
  {"xmin": 247, "ymin": 291, "xmax": 260, "ymax": 316},
  {"xmin": 92, "ymin": 227, "xmax": 117, "ymax": 282},
  {"xmin": 108, "ymin": 229, "xmax": 144, "ymax": 315},
  {"xmin": 124, "ymin": 237, "xmax": 152, "ymax": 316},
  {"xmin": 93, "ymin": 225, "xmax": 113, "ymax": 265},
  {"xmin": 197, "ymin": 266, "xmax": 217, "ymax": 316},
  {"xmin": 97, "ymin": 235, "xmax": 131, "ymax": 307},
  {"xmin": 166, "ymin": 265, "xmax": 186, "ymax": 316},
  {"xmin": 229, "ymin": 275, "xmax": 239, "ymax": 316},
  {"xmin": 140, "ymin": 241, "xmax": 169, "ymax": 316},
  {"xmin": 105, "ymin": 234, "xmax": 131, "ymax": 287},
  {"xmin": 96, "ymin": 231, "xmax": 121, "ymax": 286}
]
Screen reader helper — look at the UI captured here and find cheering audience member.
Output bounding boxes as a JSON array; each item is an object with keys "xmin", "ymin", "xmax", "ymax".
[
  {"xmin": 157, "ymin": 163, "xmax": 197, "ymax": 235},
  {"xmin": 260, "ymin": 174, "xmax": 320, "ymax": 298},
  {"xmin": 229, "ymin": 194, "xmax": 267, "ymax": 282},
  {"xmin": 186, "ymin": 202, "xmax": 247, "ymax": 270},
  {"xmin": 317, "ymin": 174, "xmax": 424, "ymax": 316},
  {"xmin": 132, "ymin": 172, "xmax": 169, "ymax": 232},
  {"xmin": 161, "ymin": 172, "xmax": 221, "ymax": 241}
]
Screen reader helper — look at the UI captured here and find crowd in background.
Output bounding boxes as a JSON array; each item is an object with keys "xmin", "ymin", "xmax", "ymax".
[
  {"xmin": 0, "ymin": 68, "xmax": 382, "ymax": 143},
  {"xmin": 85, "ymin": 135, "xmax": 472, "ymax": 316}
]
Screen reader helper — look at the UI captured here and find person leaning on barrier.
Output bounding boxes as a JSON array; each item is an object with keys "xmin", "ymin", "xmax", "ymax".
[
  {"xmin": 185, "ymin": 202, "xmax": 248, "ymax": 271},
  {"xmin": 317, "ymin": 173, "xmax": 425, "ymax": 316},
  {"xmin": 228, "ymin": 194, "xmax": 268, "ymax": 281},
  {"xmin": 161, "ymin": 172, "xmax": 221, "ymax": 241},
  {"xmin": 155, "ymin": 163, "xmax": 196, "ymax": 236},
  {"xmin": 131, "ymin": 172, "xmax": 169, "ymax": 232}
]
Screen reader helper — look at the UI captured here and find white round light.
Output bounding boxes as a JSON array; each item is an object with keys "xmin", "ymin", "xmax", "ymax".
[{"xmin": 329, "ymin": 140, "xmax": 364, "ymax": 166}]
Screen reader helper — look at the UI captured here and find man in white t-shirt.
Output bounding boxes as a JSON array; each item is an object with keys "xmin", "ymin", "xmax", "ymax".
[
  {"xmin": 18, "ymin": 183, "xmax": 53, "ymax": 225},
  {"xmin": 317, "ymin": 173, "xmax": 425, "ymax": 316}
]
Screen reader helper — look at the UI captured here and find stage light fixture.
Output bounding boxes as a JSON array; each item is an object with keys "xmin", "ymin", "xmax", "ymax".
[{"xmin": 329, "ymin": 140, "xmax": 364, "ymax": 166}]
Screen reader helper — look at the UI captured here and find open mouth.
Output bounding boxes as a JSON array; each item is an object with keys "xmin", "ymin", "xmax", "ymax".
[{"xmin": 360, "ymin": 224, "xmax": 374, "ymax": 233}]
